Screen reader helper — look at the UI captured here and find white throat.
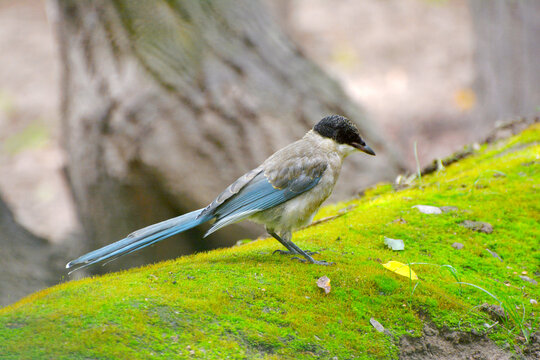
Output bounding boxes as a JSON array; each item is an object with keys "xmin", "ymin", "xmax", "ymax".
[
  {"xmin": 306, "ymin": 130, "xmax": 358, "ymax": 158},
  {"xmin": 336, "ymin": 143, "xmax": 357, "ymax": 158}
]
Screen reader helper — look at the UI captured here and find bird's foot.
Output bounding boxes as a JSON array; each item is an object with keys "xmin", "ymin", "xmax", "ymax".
[
  {"xmin": 273, "ymin": 249, "xmax": 318, "ymax": 256},
  {"xmin": 291, "ymin": 257, "xmax": 334, "ymax": 266}
]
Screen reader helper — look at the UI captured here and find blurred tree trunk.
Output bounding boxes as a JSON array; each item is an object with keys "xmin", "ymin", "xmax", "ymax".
[
  {"xmin": 469, "ymin": 0, "xmax": 540, "ymax": 125},
  {"xmin": 0, "ymin": 195, "xmax": 65, "ymax": 306},
  {"xmin": 51, "ymin": 0, "xmax": 405, "ymax": 272}
]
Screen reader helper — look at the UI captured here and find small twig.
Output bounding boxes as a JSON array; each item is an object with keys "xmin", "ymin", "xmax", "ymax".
[{"xmin": 301, "ymin": 205, "xmax": 358, "ymax": 230}]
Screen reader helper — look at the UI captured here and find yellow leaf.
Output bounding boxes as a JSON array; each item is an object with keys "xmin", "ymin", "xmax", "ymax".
[{"xmin": 382, "ymin": 261, "xmax": 418, "ymax": 280}]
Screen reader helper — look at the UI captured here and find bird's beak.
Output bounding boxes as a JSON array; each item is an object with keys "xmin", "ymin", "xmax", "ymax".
[{"xmin": 352, "ymin": 142, "xmax": 376, "ymax": 156}]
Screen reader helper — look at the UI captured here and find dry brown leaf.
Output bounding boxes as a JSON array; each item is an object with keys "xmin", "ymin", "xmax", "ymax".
[{"xmin": 317, "ymin": 276, "xmax": 331, "ymax": 294}]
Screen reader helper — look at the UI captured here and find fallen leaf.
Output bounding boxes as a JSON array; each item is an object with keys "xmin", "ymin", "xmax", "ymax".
[
  {"xmin": 370, "ymin": 318, "xmax": 385, "ymax": 333},
  {"xmin": 317, "ymin": 276, "xmax": 331, "ymax": 294},
  {"xmin": 412, "ymin": 205, "xmax": 442, "ymax": 214},
  {"xmin": 382, "ymin": 261, "xmax": 418, "ymax": 280},
  {"xmin": 384, "ymin": 237, "xmax": 405, "ymax": 251},
  {"xmin": 452, "ymin": 242, "xmax": 464, "ymax": 250}
]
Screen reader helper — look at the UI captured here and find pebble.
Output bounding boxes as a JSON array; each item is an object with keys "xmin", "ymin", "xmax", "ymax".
[
  {"xmin": 370, "ymin": 318, "xmax": 385, "ymax": 333},
  {"xmin": 413, "ymin": 205, "xmax": 442, "ymax": 214},
  {"xmin": 384, "ymin": 237, "xmax": 405, "ymax": 251},
  {"xmin": 460, "ymin": 220, "xmax": 493, "ymax": 234},
  {"xmin": 519, "ymin": 275, "xmax": 538, "ymax": 285}
]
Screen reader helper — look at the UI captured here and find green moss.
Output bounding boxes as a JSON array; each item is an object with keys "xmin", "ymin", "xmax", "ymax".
[{"xmin": 1, "ymin": 124, "xmax": 539, "ymax": 359}]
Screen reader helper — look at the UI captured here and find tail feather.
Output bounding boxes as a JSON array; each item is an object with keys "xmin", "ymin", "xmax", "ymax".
[{"xmin": 66, "ymin": 209, "xmax": 210, "ymax": 273}]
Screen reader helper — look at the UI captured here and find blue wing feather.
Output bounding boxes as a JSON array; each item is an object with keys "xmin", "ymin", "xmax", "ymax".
[{"xmin": 204, "ymin": 170, "xmax": 324, "ymax": 235}]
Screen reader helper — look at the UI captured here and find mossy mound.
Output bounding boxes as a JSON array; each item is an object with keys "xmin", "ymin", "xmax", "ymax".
[{"xmin": 1, "ymin": 124, "xmax": 539, "ymax": 359}]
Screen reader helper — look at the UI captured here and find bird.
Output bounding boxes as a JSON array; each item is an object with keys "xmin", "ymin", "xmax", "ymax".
[{"xmin": 66, "ymin": 115, "xmax": 375, "ymax": 272}]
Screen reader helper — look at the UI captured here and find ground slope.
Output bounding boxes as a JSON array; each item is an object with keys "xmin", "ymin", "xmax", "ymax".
[{"xmin": 1, "ymin": 124, "xmax": 539, "ymax": 359}]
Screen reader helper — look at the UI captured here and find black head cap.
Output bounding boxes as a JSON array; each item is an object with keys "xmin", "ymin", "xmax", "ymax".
[{"xmin": 314, "ymin": 115, "xmax": 376, "ymax": 155}]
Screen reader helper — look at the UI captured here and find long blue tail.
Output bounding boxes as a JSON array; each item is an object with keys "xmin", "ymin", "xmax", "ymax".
[{"xmin": 66, "ymin": 209, "xmax": 211, "ymax": 273}]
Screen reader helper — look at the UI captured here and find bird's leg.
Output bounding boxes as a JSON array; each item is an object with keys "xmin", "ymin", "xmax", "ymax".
[
  {"xmin": 268, "ymin": 231, "xmax": 298, "ymax": 255},
  {"xmin": 274, "ymin": 232, "xmax": 333, "ymax": 266},
  {"xmin": 268, "ymin": 231, "xmax": 319, "ymax": 256}
]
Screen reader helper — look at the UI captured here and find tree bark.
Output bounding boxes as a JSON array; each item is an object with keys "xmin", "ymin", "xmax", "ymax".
[
  {"xmin": 0, "ymin": 195, "xmax": 65, "ymax": 306},
  {"xmin": 51, "ymin": 0, "xmax": 405, "ymax": 272},
  {"xmin": 469, "ymin": 0, "xmax": 540, "ymax": 125}
]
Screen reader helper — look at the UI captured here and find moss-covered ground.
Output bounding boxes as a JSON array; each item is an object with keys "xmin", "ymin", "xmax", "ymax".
[{"xmin": 1, "ymin": 124, "xmax": 539, "ymax": 359}]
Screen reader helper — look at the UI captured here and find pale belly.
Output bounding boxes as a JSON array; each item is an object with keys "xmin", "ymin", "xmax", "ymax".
[{"xmin": 249, "ymin": 172, "xmax": 336, "ymax": 234}]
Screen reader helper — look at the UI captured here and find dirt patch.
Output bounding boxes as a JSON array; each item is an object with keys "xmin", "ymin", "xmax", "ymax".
[
  {"xmin": 523, "ymin": 333, "xmax": 540, "ymax": 359},
  {"xmin": 399, "ymin": 323, "xmax": 536, "ymax": 360},
  {"xmin": 400, "ymin": 323, "xmax": 503, "ymax": 359}
]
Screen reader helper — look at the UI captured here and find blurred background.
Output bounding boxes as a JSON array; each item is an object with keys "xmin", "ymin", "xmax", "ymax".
[{"xmin": 0, "ymin": 0, "xmax": 538, "ymax": 305}]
